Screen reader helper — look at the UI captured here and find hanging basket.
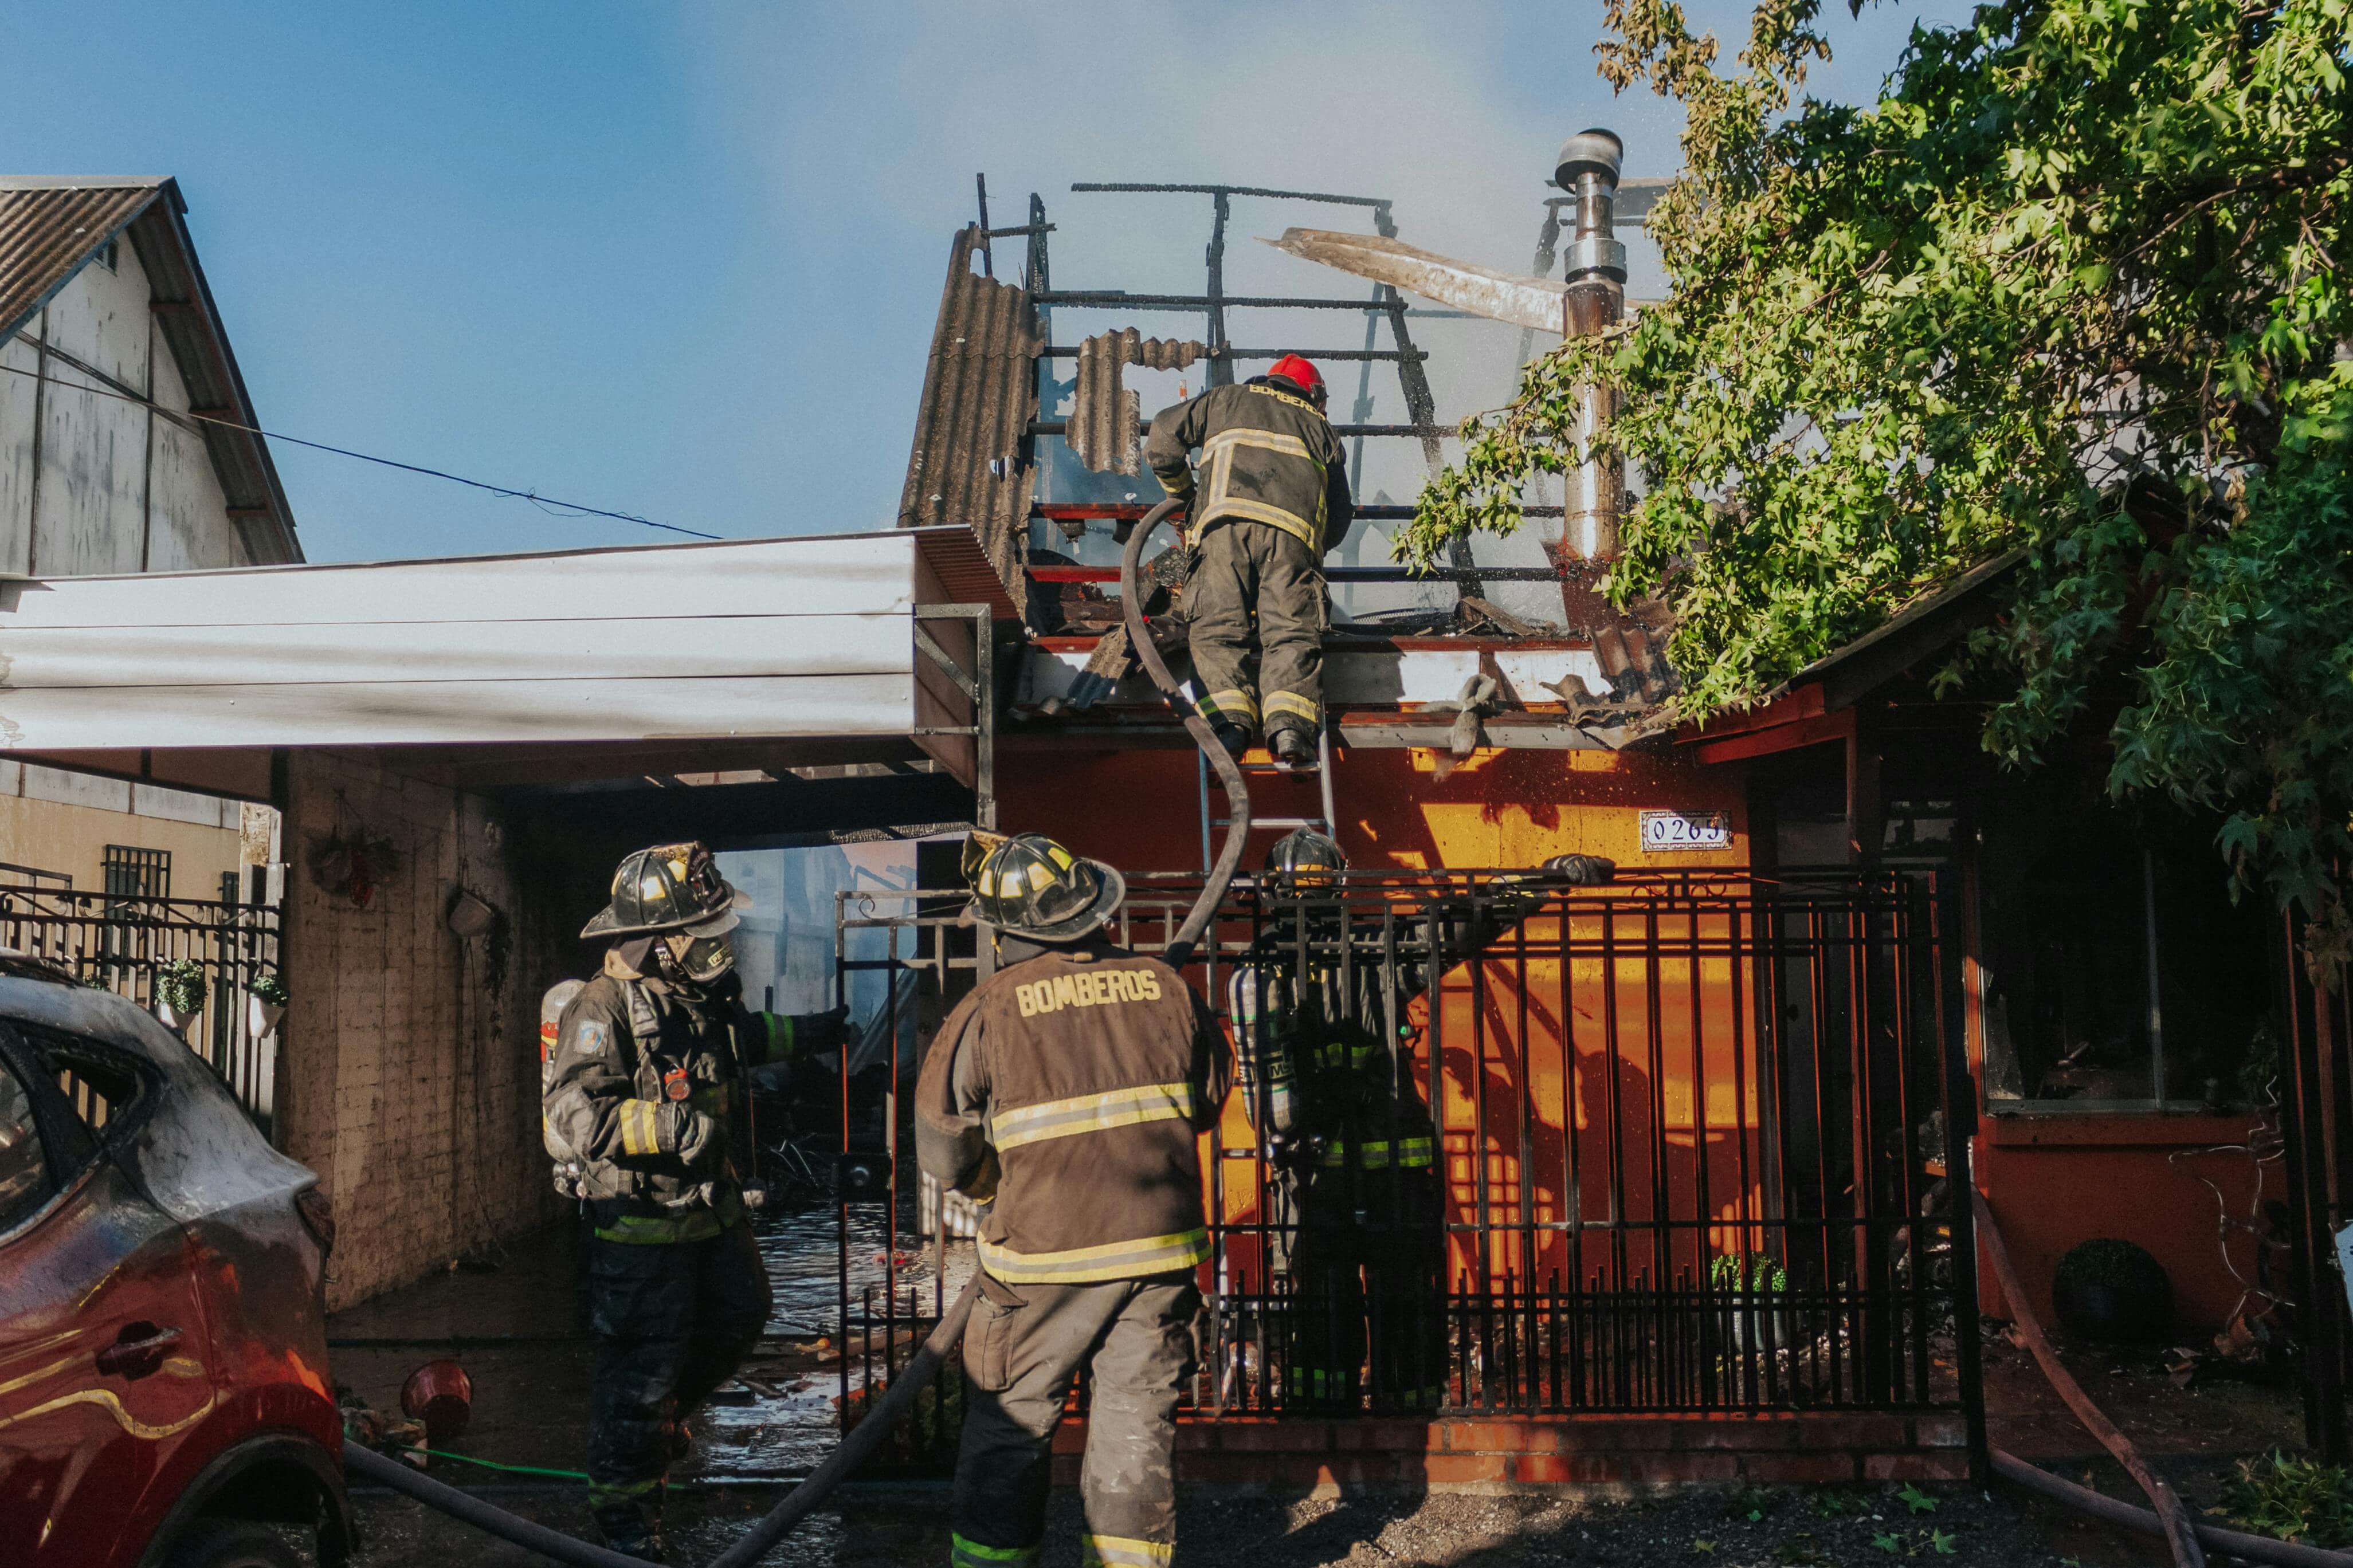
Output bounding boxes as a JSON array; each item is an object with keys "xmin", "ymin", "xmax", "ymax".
[{"xmin": 248, "ymin": 994, "xmax": 287, "ymax": 1039}]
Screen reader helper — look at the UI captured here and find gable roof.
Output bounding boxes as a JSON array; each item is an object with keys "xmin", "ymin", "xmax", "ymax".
[{"xmin": 0, "ymin": 178, "xmax": 300, "ymax": 563}]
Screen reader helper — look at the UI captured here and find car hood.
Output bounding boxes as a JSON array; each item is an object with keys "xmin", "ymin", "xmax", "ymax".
[{"xmin": 0, "ymin": 977, "xmax": 317, "ymax": 1224}]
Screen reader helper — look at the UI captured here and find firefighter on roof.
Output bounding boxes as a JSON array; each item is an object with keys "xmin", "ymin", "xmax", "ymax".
[
  {"xmin": 1144, "ymin": 353, "xmax": 1354, "ymax": 773},
  {"xmin": 542, "ymin": 841, "xmax": 846, "ymax": 1563},
  {"xmin": 918, "ymin": 832, "xmax": 1230, "ymax": 1568}
]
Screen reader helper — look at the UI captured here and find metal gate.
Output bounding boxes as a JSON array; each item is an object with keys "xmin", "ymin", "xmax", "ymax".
[
  {"xmin": 0, "ymin": 882, "xmax": 283, "ymax": 1127},
  {"xmin": 831, "ymin": 867, "xmax": 1976, "ymax": 1453}
]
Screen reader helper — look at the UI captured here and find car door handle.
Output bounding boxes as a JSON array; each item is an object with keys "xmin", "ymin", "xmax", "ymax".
[{"xmin": 95, "ymin": 1323, "xmax": 183, "ymax": 1380}]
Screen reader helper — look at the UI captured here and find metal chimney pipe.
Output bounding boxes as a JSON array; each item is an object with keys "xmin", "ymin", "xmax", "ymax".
[{"xmin": 1555, "ymin": 128, "xmax": 1626, "ymax": 562}]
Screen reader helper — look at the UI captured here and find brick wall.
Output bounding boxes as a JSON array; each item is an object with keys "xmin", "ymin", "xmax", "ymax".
[{"xmin": 276, "ymin": 750, "xmax": 564, "ymax": 1310}]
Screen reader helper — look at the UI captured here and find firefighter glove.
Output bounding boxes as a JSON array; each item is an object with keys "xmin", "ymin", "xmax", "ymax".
[
  {"xmin": 622, "ymin": 1097, "xmax": 722, "ymax": 1170},
  {"xmin": 805, "ymin": 1003, "xmax": 852, "ymax": 1051}
]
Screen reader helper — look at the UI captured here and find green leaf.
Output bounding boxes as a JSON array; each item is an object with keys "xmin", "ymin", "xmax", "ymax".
[{"xmin": 1899, "ymin": 1484, "xmax": 1939, "ymax": 1515}]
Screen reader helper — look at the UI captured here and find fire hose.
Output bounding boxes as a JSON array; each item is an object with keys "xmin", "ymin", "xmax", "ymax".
[{"xmin": 341, "ymin": 498, "xmax": 1247, "ymax": 1564}]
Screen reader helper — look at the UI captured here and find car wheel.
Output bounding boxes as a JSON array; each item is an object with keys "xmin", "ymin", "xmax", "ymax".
[{"xmin": 160, "ymin": 1519, "xmax": 306, "ymax": 1568}]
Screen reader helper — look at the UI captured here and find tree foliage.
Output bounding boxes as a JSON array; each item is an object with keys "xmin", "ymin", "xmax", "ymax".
[{"xmin": 1409, "ymin": 0, "xmax": 2352, "ymax": 961}]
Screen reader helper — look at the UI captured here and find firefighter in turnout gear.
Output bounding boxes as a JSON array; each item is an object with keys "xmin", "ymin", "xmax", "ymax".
[
  {"xmin": 1233, "ymin": 829, "xmax": 1448, "ymax": 1412},
  {"xmin": 543, "ymin": 842, "xmax": 847, "ymax": 1562},
  {"xmin": 1144, "ymin": 353, "xmax": 1353, "ymax": 773},
  {"xmin": 918, "ymin": 833, "xmax": 1230, "ymax": 1568}
]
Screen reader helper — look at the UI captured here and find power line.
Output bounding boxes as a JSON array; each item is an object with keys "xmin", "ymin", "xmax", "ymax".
[{"xmin": 0, "ymin": 356, "xmax": 721, "ymax": 542}]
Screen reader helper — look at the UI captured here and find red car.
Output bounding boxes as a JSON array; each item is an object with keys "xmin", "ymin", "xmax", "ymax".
[{"xmin": 0, "ymin": 953, "xmax": 351, "ymax": 1568}]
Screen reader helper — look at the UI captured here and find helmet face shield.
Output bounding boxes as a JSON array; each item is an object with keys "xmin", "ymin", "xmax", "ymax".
[{"xmin": 666, "ymin": 932, "xmax": 737, "ymax": 984}]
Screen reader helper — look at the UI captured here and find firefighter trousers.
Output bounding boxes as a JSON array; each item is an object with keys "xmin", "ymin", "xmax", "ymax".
[
  {"xmin": 1287, "ymin": 1166, "xmax": 1448, "ymax": 1412},
  {"xmin": 951, "ymin": 1271, "xmax": 1198, "ymax": 1568},
  {"xmin": 584, "ymin": 1223, "xmax": 772, "ymax": 1535},
  {"xmin": 1186, "ymin": 520, "xmax": 1326, "ymax": 741}
]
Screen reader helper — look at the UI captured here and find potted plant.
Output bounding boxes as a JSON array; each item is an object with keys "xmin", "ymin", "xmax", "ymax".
[
  {"xmin": 1710, "ymin": 1250, "xmax": 1791, "ymax": 1359},
  {"xmin": 154, "ymin": 958, "xmax": 208, "ymax": 1034},
  {"xmin": 247, "ymin": 968, "xmax": 289, "ymax": 1039}
]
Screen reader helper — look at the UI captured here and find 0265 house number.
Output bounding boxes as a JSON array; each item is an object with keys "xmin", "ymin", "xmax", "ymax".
[{"xmin": 1638, "ymin": 809, "xmax": 1731, "ymax": 853}]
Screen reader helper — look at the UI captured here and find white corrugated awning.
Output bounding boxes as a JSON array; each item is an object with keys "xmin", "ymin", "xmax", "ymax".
[{"xmin": 0, "ymin": 526, "xmax": 1013, "ymax": 797}]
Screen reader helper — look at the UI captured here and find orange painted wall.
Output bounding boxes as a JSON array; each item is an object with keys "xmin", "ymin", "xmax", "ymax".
[
  {"xmin": 1006, "ymin": 740, "xmax": 1766, "ymax": 1295},
  {"xmin": 999, "ymin": 737, "xmax": 2262, "ymax": 1334},
  {"xmin": 1973, "ymin": 1117, "xmax": 2279, "ymax": 1333},
  {"xmin": 995, "ymin": 741, "xmax": 1749, "ymax": 878}
]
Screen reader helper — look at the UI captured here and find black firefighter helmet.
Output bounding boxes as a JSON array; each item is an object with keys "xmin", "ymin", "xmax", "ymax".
[
  {"xmin": 1265, "ymin": 827, "xmax": 1347, "ymax": 892},
  {"xmin": 581, "ymin": 840, "xmax": 748, "ymax": 940},
  {"xmin": 964, "ymin": 832, "xmax": 1125, "ymax": 942}
]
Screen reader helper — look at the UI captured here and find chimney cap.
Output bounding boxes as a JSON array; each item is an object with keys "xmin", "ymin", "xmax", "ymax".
[{"xmin": 1555, "ymin": 128, "xmax": 1624, "ymax": 188}]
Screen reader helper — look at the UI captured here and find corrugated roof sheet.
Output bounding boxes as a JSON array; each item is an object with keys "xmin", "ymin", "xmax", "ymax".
[
  {"xmin": 897, "ymin": 226, "xmax": 1042, "ymax": 596},
  {"xmin": 0, "ymin": 181, "xmax": 163, "ymax": 340},
  {"xmin": 1068, "ymin": 329, "xmax": 1202, "ymax": 475}
]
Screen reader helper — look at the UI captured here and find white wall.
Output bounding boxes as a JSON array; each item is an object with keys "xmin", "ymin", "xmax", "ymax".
[{"xmin": 1, "ymin": 239, "xmax": 256, "ymax": 577}]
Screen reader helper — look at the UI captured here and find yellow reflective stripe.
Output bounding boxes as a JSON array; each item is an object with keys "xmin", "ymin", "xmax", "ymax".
[
  {"xmin": 1318, "ymin": 1137, "xmax": 1433, "ymax": 1170},
  {"xmin": 618, "ymin": 1098, "xmax": 661, "ymax": 1157},
  {"xmin": 1203, "ymin": 427, "xmax": 1317, "ymax": 463},
  {"xmin": 977, "ymin": 1227, "xmax": 1210, "ymax": 1284},
  {"xmin": 1264, "ymin": 690, "xmax": 1319, "ymax": 724},
  {"xmin": 1082, "ymin": 1535, "xmax": 1172, "ymax": 1568},
  {"xmin": 766, "ymin": 1011, "xmax": 795, "ymax": 1061},
  {"xmin": 953, "ymin": 1535, "xmax": 1040, "ymax": 1568},
  {"xmin": 1195, "ymin": 496, "xmax": 1320, "ymax": 547},
  {"xmin": 1193, "ymin": 424, "xmax": 1327, "ymax": 547},
  {"xmin": 991, "ymin": 1082, "xmax": 1195, "ymax": 1152},
  {"xmin": 1194, "ymin": 689, "xmax": 1260, "ymax": 723}
]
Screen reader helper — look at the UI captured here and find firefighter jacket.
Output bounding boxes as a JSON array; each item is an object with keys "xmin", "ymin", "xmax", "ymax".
[
  {"xmin": 544, "ymin": 950, "xmax": 826, "ymax": 1244},
  {"xmin": 1144, "ymin": 379, "xmax": 1355, "ymax": 553},
  {"xmin": 916, "ymin": 943, "xmax": 1232, "ymax": 1286}
]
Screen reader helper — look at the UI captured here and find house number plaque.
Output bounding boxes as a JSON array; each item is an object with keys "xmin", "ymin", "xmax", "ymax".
[{"xmin": 1638, "ymin": 809, "xmax": 1731, "ymax": 854}]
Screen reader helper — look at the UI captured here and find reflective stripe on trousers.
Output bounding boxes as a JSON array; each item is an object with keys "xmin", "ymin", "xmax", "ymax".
[{"xmin": 977, "ymin": 1227, "xmax": 1210, "ymax": 1285}]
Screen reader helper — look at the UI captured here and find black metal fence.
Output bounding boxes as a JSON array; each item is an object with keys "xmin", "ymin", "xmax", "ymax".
[
  {"xmin": 0, "ymin": 882, "xmax": 283, "ymax": 1129},
  {"xmin": 836, "ymin": 867, "xmax": 1976, "ymax": 1455}
]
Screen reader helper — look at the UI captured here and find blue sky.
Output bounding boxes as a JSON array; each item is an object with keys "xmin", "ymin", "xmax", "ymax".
[{"xmin": 0, "ymin": 2, "xmax": 1967, "ymax": 564}]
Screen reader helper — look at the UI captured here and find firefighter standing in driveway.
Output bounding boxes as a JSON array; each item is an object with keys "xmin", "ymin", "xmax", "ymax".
[
  {"xmin": 919, "ymin": 833, "xmax": 1230, "ymax": 1568},
  {"xmin": 1144, "ymin": 353, "xmax": 1353, "ymax": 773},
  {"xmin": 543, "ymin": 842, "xmax": 846, "ymax": 1562}
]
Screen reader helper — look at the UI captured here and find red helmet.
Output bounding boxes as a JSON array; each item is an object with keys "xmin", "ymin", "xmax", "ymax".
[{"xmin": 1265, "ymin": 354, "xmax": 1327, "ymax": 406}]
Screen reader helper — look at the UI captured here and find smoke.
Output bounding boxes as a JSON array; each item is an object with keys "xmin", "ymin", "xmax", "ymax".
[{"xmin": 676, "ymin": 2, "xmax": 1968, "ymax": 541}]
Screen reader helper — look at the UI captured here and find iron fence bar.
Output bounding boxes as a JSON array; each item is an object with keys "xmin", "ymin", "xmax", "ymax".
[{"xmin": 1937, "ymin": 870, "xmax": 1990, "ymax": 1476}]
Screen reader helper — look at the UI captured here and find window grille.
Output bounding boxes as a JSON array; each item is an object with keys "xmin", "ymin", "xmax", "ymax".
[{"xmin": 101, "ymin": 846, "xmax": 171, "ymax": 903}]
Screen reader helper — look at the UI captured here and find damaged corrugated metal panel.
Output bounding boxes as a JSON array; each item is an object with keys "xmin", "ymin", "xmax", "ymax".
[
  {"xmin": 898, "ymin": 225, "xmax": 1043, "ymax": 596},
  {"xmin": 1069, "ymin": 328, "xmax": 1203, "ymax": 475},
  {"xmin": 0, "ymin": 180, "xmax": 164, "ymax": 340}
]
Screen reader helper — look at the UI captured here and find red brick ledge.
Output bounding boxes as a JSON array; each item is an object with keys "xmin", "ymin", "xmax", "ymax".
[{"xmin": 1048, "ymin": 1413, "xmax": 1970, "ymax": 1490}]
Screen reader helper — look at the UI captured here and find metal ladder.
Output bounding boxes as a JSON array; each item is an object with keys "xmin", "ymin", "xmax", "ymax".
[{"xmin": 1197, "ymin": 728, "xmax": 1337, "ymax": 873}]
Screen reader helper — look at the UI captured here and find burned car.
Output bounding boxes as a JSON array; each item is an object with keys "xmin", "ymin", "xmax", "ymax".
[{"xmin": 0, "ymin": 953, "xmax": 350, "ymax": 1568}]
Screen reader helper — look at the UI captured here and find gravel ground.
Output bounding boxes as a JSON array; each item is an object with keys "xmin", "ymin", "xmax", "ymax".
[{"xmin": 348, "ymin": 1477, "xmax": 2119, "ymax": 1567}]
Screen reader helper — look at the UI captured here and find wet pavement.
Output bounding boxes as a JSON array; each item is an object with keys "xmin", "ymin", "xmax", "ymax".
[{"xmin": 330, "ymin": 1205, "xmax": 2312, "ymax": 1566}]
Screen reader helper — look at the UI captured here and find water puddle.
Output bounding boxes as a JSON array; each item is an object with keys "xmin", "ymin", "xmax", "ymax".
[{"xmin": 696, "ymin": 1190, "xmax": 975, "ymax": 1477}]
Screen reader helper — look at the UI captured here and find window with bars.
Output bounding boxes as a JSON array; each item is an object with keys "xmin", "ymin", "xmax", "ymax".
[{"xmin": 101, "ymin": 845, "xmax": 171, "ymax": 902}]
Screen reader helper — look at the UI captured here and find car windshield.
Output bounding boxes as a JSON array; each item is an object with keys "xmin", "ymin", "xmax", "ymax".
[{"xmin": 0, "ymin": 1058, "xmax": 46, "ymax": 1232}]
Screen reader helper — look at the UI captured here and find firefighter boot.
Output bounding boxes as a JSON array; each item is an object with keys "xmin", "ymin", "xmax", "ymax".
[
  {"xmin": 593, "ymin": 1491, "xmax": 666, "ymax": 1564},
  {"xmin": 1271, "ymin": 727, "xmax": 1318, "ymax": 772}
]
